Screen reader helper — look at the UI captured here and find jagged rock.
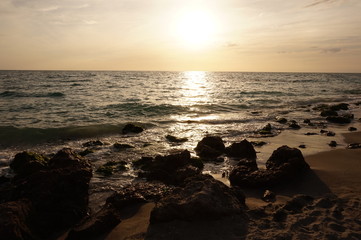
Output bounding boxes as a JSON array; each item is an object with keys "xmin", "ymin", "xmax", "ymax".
[
  {"xmin": 226, "ymin": 139, "xmax": 257, "ymax": 159},
  {"xmin": 10, "ymin": 152, "xmax": 49, "ymax": 177},
  {"xmin": 230, "ymin": 146, "xmax": 310, "ymax": 188},
  {"xmin": 113, "ymin": 143, "xmax": 134, "ymax": 150},
  {"xmin": 348, "ymin": 127, "xmax": 357, "ymax": 131},
  {"xmin": 150, "ymin": 174, "xmax": 246, "ymax": 223},
  {"xmin": 165, "ymin": 135, "xmax": 188, "ymax": 143},
  {"xmin": 122, "ymin": 124, "xmax": 144, "ymax": 134},
  {"xmin": 195, "ymin": 136, "xmax": 225, "ymax": 159},
  {"xmin": 82, "ymin": 140, "xmax": 104, "ymax": 147},
  {"xmin": 135, "ymin": 150, "xmax": 202, "ymax": 185},
  {"xmin": 258, "ymin": 123, "xmax": 273, "ymax": 135},
  {"xmin": 329, "ymin": 141, "xmax": 337, "ymax": 147},
  {"xmin": 276, "ymin": 117, "xmax": 288, "ymax": 124},
  {"xmin": 1, "ymin": 148, "xmax": 93, "ymax": 239},
  {"xmin": 262, "ymin": 190, "xmax": 276, "ymax": 202}
]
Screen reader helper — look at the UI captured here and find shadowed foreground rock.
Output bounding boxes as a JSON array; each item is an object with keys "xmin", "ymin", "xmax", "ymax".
[
  {"xmin": 225, "ymin": 139, "xmax": 257, "ymax": 159},
  {"xmin": 0, "ymin": 148, "xmax": 92, "ymax": 240},
  {"xmin": 230, "ymin": 145, "xmax": 310, "ymax": 188},
  {"xmin": 195, "ymin": 136, "xmax": 226, "ymax": 159}
]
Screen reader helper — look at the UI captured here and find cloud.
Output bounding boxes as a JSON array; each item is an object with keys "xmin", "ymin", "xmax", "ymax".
[
  {"xmin": 305, "ymin": 0, "xmax": 340, "ymax": 8},
  {"xmin": 321, "ymin": 47, "xmax": 342, "ymax": 53}
]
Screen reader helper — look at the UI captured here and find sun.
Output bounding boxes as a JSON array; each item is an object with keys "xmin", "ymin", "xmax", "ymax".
[{"xmin": 176, "ymin": 10, "xmax": 217, "ymax": 49}]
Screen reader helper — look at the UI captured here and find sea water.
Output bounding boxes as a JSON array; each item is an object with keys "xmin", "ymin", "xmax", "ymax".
[{"xmin": 1, "ymin": 71, "xmax": 361, "ymax": 209}]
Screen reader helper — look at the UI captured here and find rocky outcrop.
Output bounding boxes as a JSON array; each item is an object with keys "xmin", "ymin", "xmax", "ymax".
[
  {"xmin": 225, "ymin": 139, "xmax": 257, "ymax": 160},
  {"xmin": 0, "ymin": 148, "xmax": 92, "ymax": 239},
  {"xmin": 230, "ymin": 146, "xmax": 310, "ymax": 188},
  {"xmin": 134, "ymin": 150, "xmax": 202, "ymax": 185},
  {"xmin": 122, "ymin": 123, "xmax": 144, "ymax": 134},
  {"xmin": 150, "ymin": 174, "xmax": 246, "ymax": 223},
  {"xmin": 195, "ymin": 136, "xmax": 225, "ymax": 159}
]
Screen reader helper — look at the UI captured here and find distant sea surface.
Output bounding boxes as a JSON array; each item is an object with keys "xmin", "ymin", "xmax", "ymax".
[{"xmin": 1, "ymin": 71, "xmax": 361, "ymax": 148}]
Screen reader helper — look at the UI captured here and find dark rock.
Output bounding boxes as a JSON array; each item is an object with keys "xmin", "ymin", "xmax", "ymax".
[
  {"xmin": 97, "ymin": 161, "xmax": 128, "ymax": 176},
  {"xmin": 320, "ymin": 129, "xmax": 328, "ymax": 134},
  {"xmin": 347, "ymin": 143, "xmax": 361, "ymax": 149},
  {"xmin": 230, "ymin": 146, "xmax": 310, "ymax": 188},
  {"xmin": 0, "ymin": 199, "xmax": 33, "ymax": 240},
  {"xmin": 348, "ymin": 127, "xmax": 357, "ymax": 131},
  {"xmin": 82, "ymin": 140, "xmax": 104, "ymax": 147},
  {"xmin": 329, "ymin": 141, "xmax": 337, "ymax": 147},
  {"xmin": 303, "ymin": 119, "xmax": 311, "ymax": 124},
  {"xmin": 273, "ymin": 209, "xmax": 287, "ymax": 222},
  {"xmin": 298, "ymin": 144, "xmax": 306, "ymax": 148},
  {"xmin": 113, "ymin": 143, "xmax": 134, "ymax": 150},
  {"xmin": 321, "ymin": 110, "xmax": 338, "ymax": 117},
  {"xmin": 225, "ymin": 139, "xmax": 257, "ymax": 159},
  {"xmin": 258, "ymin": 123, "xmax": 273, "ymax": 135},
  {"xmin": 122, "ymin": 124, "xmax": 144, "ymax": 134},
  {"xmin": 133, "ymin": 156, "xmax": 153, "ymax": 170},
  {"xmin": 137, "ymin": 150, "xmax": 201, "ymax": 185},
  {"xmin": 3, "ymin": 148, "xmax": 93, "ymax": 239},
  {"xmin": 305, "ymin": 132, "xmax": 318, "ymax": 136},
  {"xmin": 326, "ymin": 131, "xmax": 336, "ymax": 137},
  {"xmin": 289, "ymin": 121, "xmax": 301, "ymax": 129},
  {"xmin": 326, "ymin": 115, "xmax": 352, "ymax": 124},
  {"xmin": 195, "ymin": 136, "xmax": 225, "ymax": 159},
  {"xmin": 10, "ymin": 151, "xmax": 48, "ymax": 177},
  {"xmin": 275, "ymin": 117, "xmax": 287, "ymax": 124},
  {"xmin": 79, "ymin": 148, "xmax": 95, "ymax": 157},
  {"xmin": 262, "ymin": 190, "xmax": 276, "ymax": 202},
  {"xmin": 251, "ymin": 141, "xmax": 267, "ymax": 147},
  {"xmin": 165, "ymin": 135, "xmax": 188, "ymax": 143},
  {"xmin": 96, "ymin": 165, "xmax": 113, "ymax": 176},
  {"xmin": 189, "ymin": 157, "xmax": 204, "ymax": 170},
  {"xmin": 66, "ymin": 207, "xmax": 122, "ymax": 240},
  {"xmin": 150, "ymin": 174, "xmax": 246, "ymax": 223},
  {"xmin": 330, "ymin": 103, "xmax": 349, "ymax": 111}
]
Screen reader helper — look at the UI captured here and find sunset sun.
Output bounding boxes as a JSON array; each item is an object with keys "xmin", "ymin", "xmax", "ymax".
[{"xmin": 176, "ymin": 10, "xmax": 217, "ymax": 48}]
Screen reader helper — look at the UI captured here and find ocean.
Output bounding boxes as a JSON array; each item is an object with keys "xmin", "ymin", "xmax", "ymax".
[{"xmin": 1, "ymin": 70, "xmax": 361, "ymax": 208}]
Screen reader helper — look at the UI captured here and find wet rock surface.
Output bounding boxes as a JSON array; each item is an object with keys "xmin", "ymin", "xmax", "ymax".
[
  {"xmin": 195, "ymin": 136, "xmax": 226, "ymax": 159},
  {"xmin": 225, "ymin": 139, "xmax": 257, "ymax": 159},
  {"xmin": 0, "ymin": 148, "xmax": 92, "ymax": 239}
]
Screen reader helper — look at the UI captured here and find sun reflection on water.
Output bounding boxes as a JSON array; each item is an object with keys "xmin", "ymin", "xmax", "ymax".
[{"xmin": 180, "ymin": 71, "xmax": 210, "ymax": 105}]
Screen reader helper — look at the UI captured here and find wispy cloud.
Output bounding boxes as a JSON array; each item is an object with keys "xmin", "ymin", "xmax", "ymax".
[
  {"xmin": 320, "ymin": 47, "xmax": 342, "ymax": 53},
  {"xmin": 305, "ymin": 0, "xmax": 340, "ymax": 8}
]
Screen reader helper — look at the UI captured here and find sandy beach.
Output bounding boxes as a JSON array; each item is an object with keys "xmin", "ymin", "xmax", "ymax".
[{"xmin": 99, "ymin": 131, "xmax": 361, "ymax": 240}]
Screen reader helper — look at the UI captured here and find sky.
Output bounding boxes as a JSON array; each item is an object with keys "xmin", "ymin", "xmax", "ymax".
[{"xmin": 0, "ymin": 0, "xmax": 361, "ymax": 72}]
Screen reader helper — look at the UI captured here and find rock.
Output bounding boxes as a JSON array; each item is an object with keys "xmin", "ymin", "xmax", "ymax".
[
  {"xmin": 251, "ymin": 141, "xmax": 267, "ymax": 147},
  {"xmin": 225, "ymin": 139, "xmax": 257, "ymax": 159},
  {"xmin": 275, "ymin": 117, "xmax": 288, "ymax": 124},
  {"xmin": 326, "ymin": 131, "xmax": 336, "ymax": 137},
  {"xmin": 262, "ymin": 190, "xmax": 276, "ymax": 202},
  {"xmin": 97, "ymin": 161, "xmax": 128, "ymax": 176},
  {"xmin": 330, "ymin": 103, "xmax": 349, "ymax": 111},
  {"xmin": 150, "ymin": 174, "xmax": 246, "ymax": 223},
  {"xmin": 82, "ymin": 140, "xmax": 104, "ymax": 147},
  {"xmin": 165, "ymin": 135, "xmax": 188, "ymax": 143},
  {"xmin": 122, "ymin": 124, "xmax": 144, "ymax": 134},
  {"xmin": 347, "ymin": 143, "xmax": 361, "ymax": 149},
  {"xmin": 113, "ymin": 143, "xmax": 134, "ymax": 150},
  {"xmin": 326, "ymin": 115, "xmax": 352, "ymax": 124},
  {"xmin": 258, "ymin": 123, "xmax": 273, "ymax": 135},
  {"xmin": 348, "ymin": 127, "xmax": 357, "ymax": 131},
  {"xmin": 66, "ymin": 207, "xmax": 122, "ymax": 240},
  {"xmin": 321, "ymin": 110, "xmax": 338, "ymax": 117},
  {"xmin": 298, "ymin": 144, "xmax": 306, "ymax": 148},
  {"xmin": 137, "ymin": 150, "xmax": 202, "ymax": 185},
  {"xmin": 79, "ymin": 148, "xmax": 95, "ymax": 157},
  {"xmin": 303, "ymin": 119, "xmax": 311, "ymax": 124},
  {"xmin": 305, "ymin": 132, "xmax": 318, "ymax": 136},
  {"xmin": 0, "ymin": 199, "xmax": 33, "ymax": 240},
  {"xmin": 230, "ymin": 146, "xmax": 310, "ymax": 188},
  {"xmin": 3, "ymin": 148, "xmax": 93, "ymax": 239},
  {"xmin": 195, "ymin": 136, "xmax": 225, "ymax": 159},
  {"xmin": 329, "ymin": 141, "xmax": 337, "ymax": 147},
  {"xmin": 289, "ymin": 121, "xmax": 301, "ymax": 129},
  {"xmin": 10, "ymin": 151, "xmax": 49, "ymax": 177}
]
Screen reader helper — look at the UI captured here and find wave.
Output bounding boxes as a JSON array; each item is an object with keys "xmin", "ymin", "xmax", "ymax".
[
  {"xmin": 0, "ymin": 123, "xmax": 149, "ymax": 147},
  {"xmin": 0, "ymin": 91, "xmax": 65, "ymax": 98}
]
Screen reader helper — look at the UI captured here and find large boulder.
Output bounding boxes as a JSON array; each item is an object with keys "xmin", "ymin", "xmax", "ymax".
[
  {"xmin": 10, "ymin": 151, "xmax": 48, "ymax": 177},
  {"xmin": 150, "ymin": 174, "xmax": 246, "ymax": 223},
  {"xmin": 225, "ymin": 139, "xmax": 257, "ymax": 159},
  {"xmin": 135, "ymin": 150, "xmax": 202, "ymax": 185},
  {"xmin": 0, "ymin": 148, "xmax": 93, "ymax": 239},
  {"xmin": 122, "ymin": 123, "xmax": 144, "ymax": 134},
  {"xmin": 195, "ymin": 136, "xmax": 225, "ymax": 159},
  {"xmin": 230, "ymin": 146, "xmax": 310, "ymax": 188}
]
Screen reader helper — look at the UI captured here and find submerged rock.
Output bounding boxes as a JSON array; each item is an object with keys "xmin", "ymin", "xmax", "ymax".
[
  {"xmin": 113, "ymin": 143, "xmax": 134, "ymax": 150},
  {"xmin": 165, "ymin": 135, "xmax": 188, "ymax": 143},
  {"xmin": 195, "ymin": 136, "xmax": 225, "ymax": 159},
  {"xmin": 326, "ymin": 114, "xmax": 353, "ymax": 124},
  {"xmin": 82, "ymin": 140, "xmax": 104, "ymax": 147},
  {"xmin": 225, "ymin": 139, "xmax": 257, "ymax": 160},
  {"xmin": 122, "ymin": 123, "xmax": 144, "ymax": 134}
]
